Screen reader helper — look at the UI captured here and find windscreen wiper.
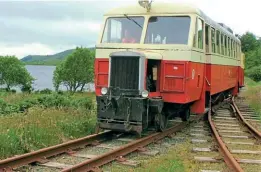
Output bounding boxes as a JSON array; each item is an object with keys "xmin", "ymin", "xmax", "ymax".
[{"xmin": 124, "ymin": 14, "xmax": 143, "ymax": 29}]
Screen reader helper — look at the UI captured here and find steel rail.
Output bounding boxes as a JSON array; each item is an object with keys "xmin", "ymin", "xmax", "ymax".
[
  {"xmin": 62, "ymin": 118, "xmax": 201, "ymax": 172},
  {"xmin": 232, "ymin": 97, "xmax": 261, "ymax": 139},
  {"xmin": 208, "ymin": 107, "xmax": 244, "ymax": 172},
  {"xmin": 0, "ymin": 130, "xmax": 113, "ymax": 171}
]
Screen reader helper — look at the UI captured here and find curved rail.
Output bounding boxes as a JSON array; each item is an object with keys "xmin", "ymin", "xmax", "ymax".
[
  {"xmin": 232, "ymin": 97, "xmax": 261, "ymax": 139},
  {"xmin": 208, "ymin": 107, "xmax": 244, "ymax": 172},
  {"xmin": 62, "ymin": 117, "xmax": 202, "ymax": 172},
  {"xmin": 0, "ymin": 130, "xmax": 113, "ymax": 171}
]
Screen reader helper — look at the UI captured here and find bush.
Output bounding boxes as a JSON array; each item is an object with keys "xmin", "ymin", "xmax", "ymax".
[
  {"xmin": 246, "ymin": 65, "xmax": 261, "ymax": 82},
  {"xmin": 39, "ymin": 88, "xmax": 53, "ymax": 94},
  {"xmin": 37, "ymin": 94, "xmax": 70, "ymax": 108},
  {"xmin": 0, "ymin": 93, "xmax": 94, "ymax": 115}
]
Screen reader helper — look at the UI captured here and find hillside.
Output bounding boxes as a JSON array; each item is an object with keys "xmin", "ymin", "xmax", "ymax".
[{"xmin": 21, "ymin": 49, "xmax": 75, "ymax": 66}]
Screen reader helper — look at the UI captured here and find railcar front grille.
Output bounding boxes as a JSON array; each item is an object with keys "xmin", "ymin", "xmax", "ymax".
[{"xmin": 110, "ymin": 56, "xmax": 139, "ymax": 90}]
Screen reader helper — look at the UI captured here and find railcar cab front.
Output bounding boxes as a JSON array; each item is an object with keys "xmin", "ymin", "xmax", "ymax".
[{"xmin": 95, "ymin": 2, "xmax": 213, "ymax": 135}]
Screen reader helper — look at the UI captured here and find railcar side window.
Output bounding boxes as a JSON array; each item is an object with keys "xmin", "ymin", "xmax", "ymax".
[
  {"xmin": 222, "ymin": 36, "xmax": 227, "ymax": 55},
  {"xmin": 221, "ymin": 34, "xmax": 225, "ymax": 55},
  {"xmin": 205, "ymin": 25, "xmax": 210, "ymax": 53},
  {"xmin": 197, "ymin": 18, "xmax": 204, "ymax": 49},
  {"xmin": 145, "ymin": 16, "xmax": 191, "ymax": 44},
  {"xmin": 233, "ymin": 41, "xmax": 236, "ymax": 58},
  {"xmin": 102, "ymin": 17, "xmax": 144, "ymax": 43},
  {"xmin": 211, "ymin": 28, "xmax": 216, "ymax": 53},
  {"xmin": 228, "ymin": 38, "xmax": 231, "ymax": 57},
  {"xmin": 216, "ymin": 31, "xmax": 220, "ymax": 54}
]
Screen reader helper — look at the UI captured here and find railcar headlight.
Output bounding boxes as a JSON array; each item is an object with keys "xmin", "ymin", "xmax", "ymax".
[
  {"xmin": 101, "ymin": 87, "xmax": 108, "ymax": 95},
  {"xmin": 141, "ymin": 90, "xmax": 149, "ymax": 98}
]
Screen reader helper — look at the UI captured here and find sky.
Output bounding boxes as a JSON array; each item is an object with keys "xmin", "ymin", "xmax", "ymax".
[{"xmin": 0, "ymin": 0, "xmax": 260, "ymax": 59}]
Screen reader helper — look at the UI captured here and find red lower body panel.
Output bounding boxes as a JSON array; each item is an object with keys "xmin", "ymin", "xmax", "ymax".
[
  {"xmin": 206, "ymin": 64, "xmax": 239, "ymax": 95},
  {"xmin": 95, "ymin": 58, "xmax": 241, "ymax": 114},
  {"xmin": 238, "ymin": 67, "xmax": 244, "ymax": 87}
]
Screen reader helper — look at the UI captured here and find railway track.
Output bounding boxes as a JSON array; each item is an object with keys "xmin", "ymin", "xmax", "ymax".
[
  {"xmin": 1, "ymin": 97, "xmax": 260, "ymax": 172},
  {"xmin": 0, "ymin": 116, "xmax": 202, "ymax": 172},
  {"xmin": 192, "ymin": 98, "xmax": 261, "ymax": 172}
]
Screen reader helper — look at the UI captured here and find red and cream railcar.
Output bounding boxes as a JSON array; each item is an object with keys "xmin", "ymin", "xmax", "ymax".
[{"xmin": 95, "ymin": 1, "xmax": 244, "ymax": 134}]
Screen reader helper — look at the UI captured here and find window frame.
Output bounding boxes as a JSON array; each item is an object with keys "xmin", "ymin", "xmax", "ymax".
[
  {"xmin": 144, "ymin": 15, "xmax": 192, "ymax": 45},
  {"xmin": 211, "ymin": 27, "xmax": 216, "ymax": 53},
  {"xmin": 196, "ymin": 17, "xmax": 204, "ymax": 49},
  {"xmin": 101, "ymin": 16, "xmax": 145, "ymax": 44}
]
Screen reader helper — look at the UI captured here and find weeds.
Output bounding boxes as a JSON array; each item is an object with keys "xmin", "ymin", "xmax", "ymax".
[
  {"xmin": 242, "ymin": 77, "xmax": 261, "ymax": 118},
  {"xmin": 0, "ymin": 91, "xmax": 96, "ymax": 159}
]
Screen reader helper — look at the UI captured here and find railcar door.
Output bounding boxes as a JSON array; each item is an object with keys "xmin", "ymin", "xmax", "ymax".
[{"xmin": 190, "ymin": 17, "xmax": 206, "ymax": 114}]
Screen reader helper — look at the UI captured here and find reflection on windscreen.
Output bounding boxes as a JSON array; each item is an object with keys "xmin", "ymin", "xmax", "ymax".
[
  {"xmin": 102, "ymin": 17, "xmax": 144, "ymax": 43},
  {"xmin": 145, "ymin": 16, "xmax": 191, "ymax": 44}
]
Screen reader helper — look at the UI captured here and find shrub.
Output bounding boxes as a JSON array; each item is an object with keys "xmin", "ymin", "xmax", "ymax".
[
  {"xmin": 37, "ymin": 94, "xmax": 70, "ymax": 108},
  {"xmin": 245, "ymin": 65, "xmax": 261, "ymax": 82},
  {"xmin": 39, "ymin": 89, "xmax": 52, "ymax": 94},
  {"xmin": 71, "ymin": 98, "xmax": 93, "ymax": 110}
]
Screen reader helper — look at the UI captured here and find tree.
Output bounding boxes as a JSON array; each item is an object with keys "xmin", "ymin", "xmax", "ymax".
[
  {"xmin": 240, "ymin": 32, "xmax": 260, "ymax": 53},
  {"xmin": 0, "ymin": 56, "xmax": 34, "ymax": 91},
  {"xmin": 53, "ymin": 47, "xmax": 94, "ymax": 92}
]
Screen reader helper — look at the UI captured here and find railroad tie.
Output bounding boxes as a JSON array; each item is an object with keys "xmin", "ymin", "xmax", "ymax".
[{"xmin": 38, "ymin": 161, "xmax": 73, "ymax": 169}]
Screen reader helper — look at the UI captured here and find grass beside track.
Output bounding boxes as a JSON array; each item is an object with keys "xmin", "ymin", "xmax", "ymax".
[
  {"xmin": 0, "ymin": 91, "xmax": 96, "ymax": 159},
  {"xmin": 241, "ymin": 77, "xmax": 261, "ymax": 119}
]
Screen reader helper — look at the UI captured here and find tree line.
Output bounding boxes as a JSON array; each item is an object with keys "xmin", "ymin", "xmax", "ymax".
[
  {"xmin": 239, "ymin": 32, "xmax": 261, "ymax": 82},
  {"xmin": 0, "ymin": 47, "xmax": 94, "ymax": 93}
]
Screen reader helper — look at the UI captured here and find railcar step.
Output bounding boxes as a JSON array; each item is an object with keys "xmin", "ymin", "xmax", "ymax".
[
  {"xmin": 38, "ymin": 161, "xmax": 73, "ymax": 169},
  {"xmin": 231, "ymin": 150, "xmax": 261, "ymax": 154},
  {"xmin": 238, "ymin": 159, "xmax": 261, "ymax": 164},
  {"xmin": 194, "ymin": 156, "xmax": 221, "ymax": 163}
]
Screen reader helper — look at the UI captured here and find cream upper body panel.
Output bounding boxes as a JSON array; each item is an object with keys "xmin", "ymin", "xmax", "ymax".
[
  {"xmin": 104, "ymin": 3, "xmax": 200, "ymax": 16},
  {"xmin": 95, "ymin": 2, "xmax": 241, "ymax": 66}
]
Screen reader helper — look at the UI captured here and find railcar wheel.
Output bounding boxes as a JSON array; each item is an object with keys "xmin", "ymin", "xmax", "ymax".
[
  {"xmin": 181, "ymin": 108, "xmax": 191, "ymax": 121},
  {"xmin": 155, "ymin": 112, "xmax": 168, "ymax": 131}
]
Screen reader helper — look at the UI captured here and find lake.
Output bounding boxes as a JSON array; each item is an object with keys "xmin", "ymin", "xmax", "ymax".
[{"xmin": 26, "ymin": 65, "xmax": 94, "ymax": 91}]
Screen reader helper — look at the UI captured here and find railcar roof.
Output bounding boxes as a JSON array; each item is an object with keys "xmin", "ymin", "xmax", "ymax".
[{"xmin": 105, "ymin": 3, "xmax": 240, "ymax": 43}]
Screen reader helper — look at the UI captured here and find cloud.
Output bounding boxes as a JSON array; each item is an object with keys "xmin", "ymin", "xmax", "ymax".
[
  {"xmin": 0, "ymin": 0, "xmax": 260, "ymax": 59},
  {"xmin": 0, "ymin": 43, "xmax": 58, "ymax": 58}
]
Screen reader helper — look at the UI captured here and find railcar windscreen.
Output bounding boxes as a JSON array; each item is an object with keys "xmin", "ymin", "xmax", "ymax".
[
  {"xmin": 102, "ymin": 17, "xmax": 144, "ymax": 43},
  {"xmin": 145, "ymin": 16, "xmax": 191, "ymax": 45}
]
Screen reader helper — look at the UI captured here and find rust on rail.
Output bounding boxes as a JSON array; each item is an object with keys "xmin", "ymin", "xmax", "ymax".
[
  {"xmin": 0, "ymin": 131, "xmax": 113, "ymax": 171},
  {"xmin": 208, "ymin": 108, "xmax": 244, "ymax": 172},
  {"xmin": 232, "ymin": 97, "xmax": 261, "ymax": 140},
  {"xmin": 62, "ymin": 118, "xmax": 202, "ymax": 172}
]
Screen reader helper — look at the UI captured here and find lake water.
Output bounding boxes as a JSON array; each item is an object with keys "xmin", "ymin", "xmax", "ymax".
[{"xmin": 26, "ymin": 65, "xmax": 94, "ymax": 91}]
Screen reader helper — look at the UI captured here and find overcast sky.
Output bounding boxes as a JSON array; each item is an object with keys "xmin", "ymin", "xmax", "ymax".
[{"xmin": 0, "ymin": 0, "xmax": 260, "ymax": 59}]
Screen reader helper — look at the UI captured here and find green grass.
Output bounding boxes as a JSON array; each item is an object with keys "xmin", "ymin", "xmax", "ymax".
[
  {"xmin": 0, "ymin": 91, "xmax": 96, "ymax": 159},
  {"xmin": 244, "ymin": 77, "xmax": 261, "ymax": 87},
  {"xmin": 242, "ymin": 77, "xmax": 261, "ymax": 118}
]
